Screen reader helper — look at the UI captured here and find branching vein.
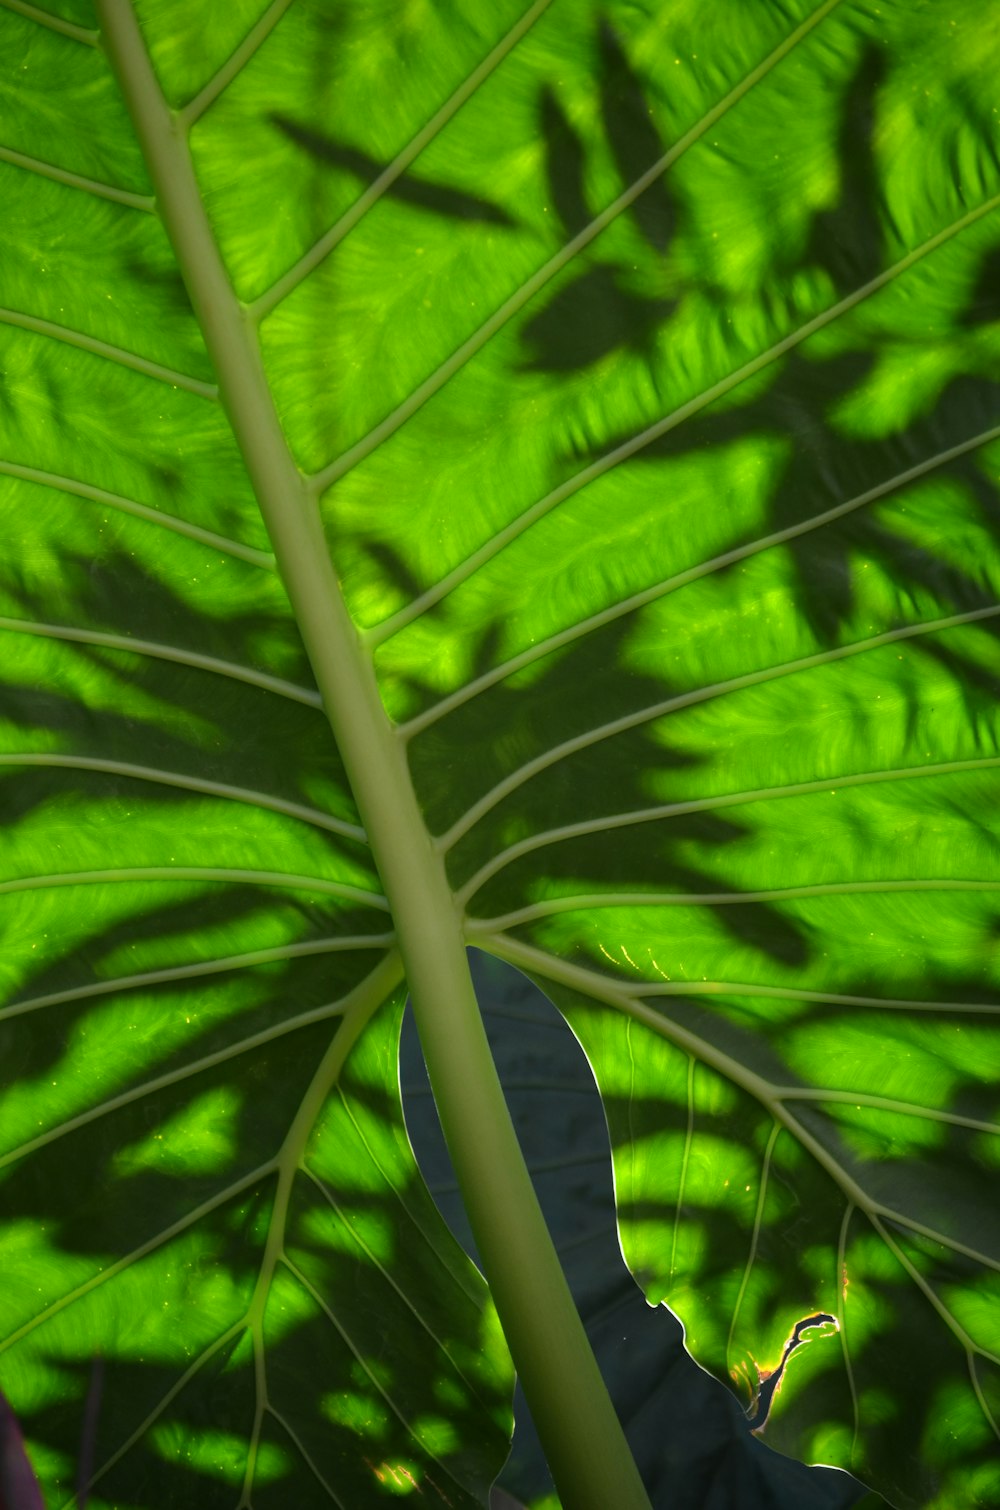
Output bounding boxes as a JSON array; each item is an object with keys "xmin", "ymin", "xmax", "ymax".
[
  {"xmin": 437, "ymin": 601, "xmax": 1000, "ymax": 846},
  {"xmin": 307, "ymin": 0, "xmax": 847, "ymax": 494},
  {"xmin": 0, "ymin": 143, "xmax": 153, "ymax": 209},
  {"xmin": 370, "ymin": 196, "xmax": 1000, "ymax": 644},
  {"xmin": 0, "ymin": 752, "xmax": 367, "ymax": 840},
  {"xmin": 0, "ymin": 459, "xmax": 275, "ymax": 566},
  {"xmin": 0, "ymin": 305, "xmax": 217, "ymax": 396},
  {"xmin": 455, "ymin": 755, "xmax": 1000, "ymax": 903},
  {"xmin": 0, "ymin": 615, "xmax": 322, "ymax": 706},
  {"xmin": 0, "ymin": 0, "xmax": 97, "ymax": 44},
  {"xmin": 252, "ymin": 0, "xmax": 557, "ymax": 325},
  {"xmin": 392, "ymin": 419, "xmax": 1000, "ymax": 717}
]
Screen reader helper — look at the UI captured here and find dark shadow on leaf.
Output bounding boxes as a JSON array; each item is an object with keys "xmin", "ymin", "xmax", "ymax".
[
  {"xmin": 271, "ymin": 115, "xmax": 517, "ymax": 228},
  {"xmin": 540, "ymin": 85, "xmax": 590, "ymax": 237},
  {"xmin": 805, "ymin": 46, "xmax": 886, "ymax": 291},
  {"xmin": 520, "ymin": 262, "xmax": 673, "ymax": 372},
  {"xmin": 598, "ymin": 19, "xmax": 675, "ymax": 254}
]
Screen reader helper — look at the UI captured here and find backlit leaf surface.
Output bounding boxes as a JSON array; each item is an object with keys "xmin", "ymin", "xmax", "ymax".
[{"xmin": 1, "ymin": 1, "xmax": 999, "ymax": 1507}]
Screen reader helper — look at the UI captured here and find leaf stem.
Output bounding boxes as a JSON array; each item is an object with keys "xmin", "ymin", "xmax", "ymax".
[{"xmin": 95, "ymin": 5, "xmax": 653, "ymax": 1505}]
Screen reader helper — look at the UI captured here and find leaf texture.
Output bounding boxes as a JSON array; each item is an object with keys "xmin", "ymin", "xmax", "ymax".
[{"xmin": 1, "ymin": 1, "xmax": 999, "ymax": 1507}]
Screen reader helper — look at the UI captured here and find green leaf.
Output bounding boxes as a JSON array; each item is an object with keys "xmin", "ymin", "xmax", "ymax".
[{"xmin": 1, "ymin": 1, "xmax": 999, "ymax": 1507}]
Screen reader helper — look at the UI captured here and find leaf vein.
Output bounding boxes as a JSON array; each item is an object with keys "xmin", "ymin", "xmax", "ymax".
[
  {"xmin": 0, "ymin": 305, "xmax": 218, "ymax": 396},
  {"xmin": 309, "ymin": 0, "xmax": 848, "ymax": 494},
  {"xmin": 0, "ymin": 143, "xmax": 154, "ymax": 210},
  {"xmin": 0, "ymin": 615, "xmax": 322, "ymax": 706},
  {"xmin": 439, "ymin": 602, "xmax": 1000, "ymax": 846},
  {"xmin": 0, "ymin": 459, "xmax": 275, "ymax": 566},
  {"xmin": 0, "ymin": 752, "xmax": 367, "ymax": 842}
]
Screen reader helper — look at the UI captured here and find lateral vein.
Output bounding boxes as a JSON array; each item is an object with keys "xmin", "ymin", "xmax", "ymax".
[
  {"xmin": 436, "ymin": 602, "xmax": 1000, "ymax": 847},
  {"xmin": 467, "ymin": 879, "xmax": 1000, "ymax": 934},
  {"xmin": 0, "ymin": 305, "xmax": 217, "ymax": 396},
  {"xmin": 0, "ymin": 0, "xmax": 98, "ymax": 43},
  {"xmin": 456, "ymin": 755, "xmax": 1000, "ymax": 903},
  {"xmin": 0, "ymin": 751, "xmax": 367, "ymax": 842},
  {"xmin": 0, "ymin": 459, "xmax": 274, "ymax": 566},
  {"xmin": 0, "ymin": 143, "xmax": 154, "ymax": 209},
  {"xmin": 307, "ymin": 0, "xmax": 847, "ymax": 493},
  {"xmin": 0, "ymin": 615, "xmax": 322, "ymax": 706},
  {"xmin": 251, "ymin": 0, "xmax": 556, "ymax": 323},
  {"xmin": 390, "ymin": 418, "xmax": 1000, "ymax": 708}
]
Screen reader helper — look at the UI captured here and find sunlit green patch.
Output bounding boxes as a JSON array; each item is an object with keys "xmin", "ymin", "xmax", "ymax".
[
  {"xmin": 412, "ymin": 1413, "xmax": 459, "ymax": 1456},
  {"xmin": 939, "ymin": 1273, "xmax": 1000, "ymax": 1350},
  {"xmin": 0, "ymin": 1220, "xmax": 110, "ymax": 1351},
  {"xmin": 370, "ymin": 1458, "xmax": 423, "ymax": 1495},
  {"xmin": 15, "ymin": 1227, "xmax": 252, "ymax": 1369},
  {"xmin": 259, "ymin": 1261, "xmax": 321, "ymax": 1346},
  {"xmin": 308, "ymin": 1097, "xmax": 407, "ymax": 1196},
  {"xmin": 847, "ymin": 1232, "xmax": 908, "ymax": 1286},
  {"xmin": 97, "ymin": 896, "xmax": 358, "ymax": 979},
  {"xmin": 921, "ymin": 1378, "xmax": 993, "ymax": 1462},
  {"xmin": 352, "ymin": 1357, "xmax": 394, "ymax": 1393},
  {"xmin": 321, "ymin": 1389, "xmax": 390, "ymax": 1440},
  {"xmin": 17, "ymin": 1439, "xmax": 74, "ymax": 1489},
  {"xmin": 113, "ymin": 1086, "xmax": 242, "ymax": 1178},
  {"xmin": 662, "ymin": 1135, "xmax": 758, "ymax": 1209},
  {"xmin": 452, "ymin": 1301, "xmax": 513, "ymax": 1405},
  {"xmin": 432, "ymin": 1375, "xmax": 470, "ymax": 1413},
  {"xmin": 803, "ymin": 1419, "xmax": 854, "ymax": 1466},
  {"xmin": 294, "ymin": 1201, "xmax": 397, "ymax": 1268},
  {"xmin": 629, "ymin": 1218, "xmax": 709, "ymax": 1297},
  {"xmin": 928, "ymin": 1461, "xmax": 1000, "ymax": 1510},
  {"xmin": 819, "ymin": 1104, "xmax": 947, "ymax": 1164},
  {"xmin": 0, "ymin": 973, "xmax": 267, "ymax": 1161},
  {"xmin": 149, "ymin": 1423, "xmax": 290, "ymax": 1486}
]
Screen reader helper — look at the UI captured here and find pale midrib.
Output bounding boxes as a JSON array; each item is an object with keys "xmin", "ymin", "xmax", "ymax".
[
  {"xmin": 0, "ymin": 615, "xmax": 322, "ymax": 706},
  {"xmin": 179, "ymin": 0, "xmax": 295, "ymax": 127},
  {"xmin": 307, "ymin": 0, "xmax": 847, "ymax": 496},
  {"xmin": 467, "ymin": 879, "xmax": 1000, "ymax": 934},
  {"xmin": 369, "ymin": 195, "xmax": 1000, "ymax": 646},
  {"xmin": 489, "ymin": 935, "xmax": 1000, "ymax": 1313},
  {"xmin": 399, "ymin": 419, "xmax": 1000, "ymax": 729},
  {"xmin": 0, "ymin": 0, "xmax": 97, "ymax": 44},
  {"xmin": 0, "ymin": 751, "xmax": 367, "ymax": 840},
  {"xmin": 456, "ymin": 755, "xmax": 1000, "ymax": 904},
  {"xmin": 0, "ymin": 143, "xmax": 153, "ymax": 209},
  {"xmin": 439, "ymin": 601, "xmax": 1000, "ymax": 849},
  {"xmin": 0, "ymin": 305, "xmax": 218, "ymax": 397},
  {"xmin": 250, "ymin": 0, "xmax": 557, "ymax": 323},
  {"xmin": 0, "ymin": 459, "xmax": 275, "ymax": 567},
  {"xmin": 0, "ymin": 935, "xmax": 394, "ymax": 1022},
  {"xmin": 0, "ymin": 866, "xmax": 389, "ymax": 908}
]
